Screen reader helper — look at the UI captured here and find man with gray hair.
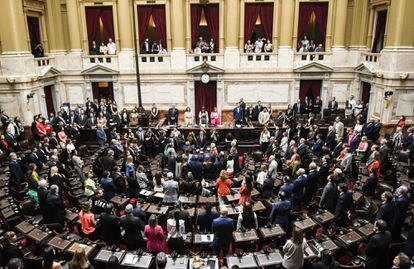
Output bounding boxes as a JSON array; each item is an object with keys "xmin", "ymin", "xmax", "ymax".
[
  {"xmin": 120, "ymin": 203, "xmax": 145, "ymax": 250},
  {"xmin": 96, "ymin": 123, "xmax": 107, "ymax": 146},
  {"xmin": 163, "ymin": 172, "xmax": 178, "ymax": 204},
  {"xmin": 37, "ymin": 179, "xmax": 49, "ymax": 221},
  {"xmin": 291, "ymin": 168, "xmax": 307, "ymax": 211},
  {"xmin": 155, "ymin": 252, "xmax": 167, "ymax": 269},
  {"xmin": 212, "ymin": 207, "xmax": 233, "ymax": 256},
  {"xmin": 45, "ymin": 185, "xmax": 65, "ymax": 226},
  {"xmin": 268, "ymin": 155, "xmax": 278, "ymax": 179}
]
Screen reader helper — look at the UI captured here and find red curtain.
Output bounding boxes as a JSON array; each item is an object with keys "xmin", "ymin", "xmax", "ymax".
[
  {"xmin": 191, "ymin": 5, "xmax": 203, "ymax": 48},
  {"xmin": 137, "ymin": 6, "xmax": 153, "ymax": 47},
  {"xmin": 361, "ymin": 82, "xmax": 371, "ymax": 105},
  {"xmin": 299, "ymin": 80, "xmax": 322, "ymax": 101},
  {"xmin": 244, "ymin": 4, "xmax": 261, "ymax": 43},
  {"xmin": 27, "ymin": 16, "xmax": 41, "ymax": 53},
  {"xmin": 85, "ymin": 7, "xmax": 115, "ymax": 50},
  {"xmin": 43, "ymin": 86, "xmax": 55, "ymax": 116},
  {"xmin": 195, "ymin": 81, "xmax": 217, "ymax": 123},
  {"xmin": 152, "ymin": 6, "xmax": 167, "ymax": 49},
  {"xmin": 204, "ymin": 4, "xmax": 219, "ymax": 52},
  {"xmin": 371, "ymin": 10, "xmax": 387, "ymax": 53},
  {"xmin": 297, "ymin": 3, "xmax": 328, "ymax": 49},
  {"xmin": 259, "ymin": 4, "xmax": 274, "ymax": 42}
]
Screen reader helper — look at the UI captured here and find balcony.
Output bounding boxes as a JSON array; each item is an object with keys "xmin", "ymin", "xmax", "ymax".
[
  {"xmin": 186, "ymin": 53, "xmax": 224, "ymax": 69},
  {"xmin": 294, "ymin": 52, "xmax": 332, "ymax": 68},
  {"xmin": 361, "ymin": 52, "xmax": 380, "ymax": 67},
  {"xmin": 82, "ymin": 55, "xmax": 119, "ymax": 70},
  {"xmin": 240, "ymin": 53, "xmax": 278, "ymax": 69},
  {"xmin": 35, "ymin": 56, "xmax": 54, "ymax": 68}
]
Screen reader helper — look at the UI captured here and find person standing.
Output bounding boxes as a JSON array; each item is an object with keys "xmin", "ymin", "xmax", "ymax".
[
  {"xmin": 145, "ymin": 215, "xmax": 165, "ymax": 255},
  {"xmin": 107, "ymin": 38, "xmax": 117, "ymax": 55},
  {"xmin": 282, "ymin": 227, "xmax": 308, "ymax": 269},
  {"xmin": 365, "ymin": 219, "xmax": 392, "ymax": 269},
  {"xmin": 120, "ymin": 204, "xmax": 145, "ymax": 250},
  {"xmin": 212, "ymin": 208, "xmax": 234, "ymax": 257}
]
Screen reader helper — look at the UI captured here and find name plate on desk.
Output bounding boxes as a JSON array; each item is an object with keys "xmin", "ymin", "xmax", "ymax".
[
  {"xmin": 259, "ymin": 225, "xmax": 286, "ymax": 239},
  {"xmin": 110, "ymin": 196, "xmax": 130, "ymax": 208},
  {"xmin": 353, "ymin": 192, "xmax": 363, "ymax": 202},
  {"xmin": 338, "ymin": 231, "xmax": 362, "ymax": 246},
  {"xmin": 145, "ymin": 205, "xmax": 169, "ymax": 215},
  {"xmin": 139, "ymin": 190, "xmax": 154, "ymax": 197},
  {"xmin": 190, "ymin": 257, "xmax": 218, "ymax": 269},
  {"xmin": 15, "ymin": 221, "xmax": 35, "ymax": 234},
  {"xmin": 48, "ymin": 237, "xmax": 72, "ymax": 251},
  {"xmin": 320, "ymin": 239, "xmax": 340, "ymax": 252},
  {"xmin": 178, "ymin": 195, "xmax": 197, "ymax": 204},
  {"xmin": 65, "ymin": 210, "xmax": 79, "ymax": 222},
  {"xmin": 166, "ymin": 256, "xmax": 188, "ymax": 269},
  {"xmin": 294, "ymin": 218, "xmax": 317, "ymax": 230},
  {"xmin": 227, "ymin": 254, "xmax": 258, "ymax": 269},
  {"xmin": 67, "ymin": 242, "xmax": 96, "ymax": 257},
  {"xmin": 95, "ymin": 249, "xmax": 125, "ymax": 263},
  {"xmin": 233, "ymin": 230, "xmax": 259, "ymax": 243},
  {"xmin": 198, "ymin": 196, "xmax": 217, "ymax": 204},
  {"xmin": 121, "ymin": 253, "xmax": 153, "ymax": 268},
  {"xmin": 226, "ymin": 193, "xmax": 241, "ymax": 203},
  {"xmin": 255, "ymin": 251, "xmax": 283, "ymax": 267},
  {"xmin": 312, "ymin": 211, "xmax": 335, "ymax": 224},
  {"xmin": 153, "ymin": 192, "xmax": 165, "ymax": 199},
  {"xmin": 27, "ymin": 228, "xmax": 51, "ymax": 244}
]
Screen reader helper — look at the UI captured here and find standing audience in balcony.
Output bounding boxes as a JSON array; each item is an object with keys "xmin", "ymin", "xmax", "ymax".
[
  {"xmin": 244, "ymin": 40, "xmax": 254, "ymax": 53},
  {"xmin": 99, "ymin": 42, "xmax": 108, "ymax": 55},
  {"xmin": 107, "ymin": 38, "xmax": 116, "ymax": 55}
]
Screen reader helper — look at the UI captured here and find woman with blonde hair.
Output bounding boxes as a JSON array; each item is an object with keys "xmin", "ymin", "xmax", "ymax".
[
  {"xmin": 216, "ymin": 170, "xmax": 231, "ymax": 203},
  {"xmin": 84, "ymin": 172, "xmax": 97, "ymax": 197},
  {"xmin": 184, "ymin": 107, "xmax": 193, "ymax": 126},
  {"xmin": 68, "ymin": 247, "xmax": 94, "ymax": 269}
]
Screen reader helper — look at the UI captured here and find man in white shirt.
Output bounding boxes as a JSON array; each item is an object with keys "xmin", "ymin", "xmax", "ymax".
[
  {"xmin": 254, "ymin": 38, "xmax": 263, "ymax": 53},
  {"xmin": 107, "ymin": 38, "xmax": 117, "ymax": 55}
]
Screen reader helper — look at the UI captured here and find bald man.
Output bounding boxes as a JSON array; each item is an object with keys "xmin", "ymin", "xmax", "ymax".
[{"xmin": 212, "ymin": 207, "xmax": 234, "ymax": 256}]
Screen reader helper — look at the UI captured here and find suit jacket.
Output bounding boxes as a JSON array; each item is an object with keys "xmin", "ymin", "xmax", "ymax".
[
  {"xmin": 188, "ymin": 160, "xmax": 203, "ymax": 180},
  {"xmin": 46, "ymin": 193, "xmax": 66, "ymax": 224},
  {"xmin": 312, "ymin": 139, "xmax": 324, "ymax": 157},
  {"xmin": 270, "ymin": 200, "xmax": 291, "ymax": 230},
  {"xmin": 120, "ymin": 215, "xmax": 144, "ymax": 246},
  {"xmin": 196, "ymin": 135, "xmax": 207, "ymax": 149},
  {"xmin": 319, "ymin": 182, "xmax": 337, "ymax": 212},
  {"xmin": 332, "ymin": 141, "xmax": 344, "ymax": 158},
  {"xmin": 292, "ymin": 103, "xmax": 305, "ymax": 114},
  {"xmin": 349, "ymin": 134, "xmax": 361, "ymax": 153},
  {"xmin": 233, "ymin": 107, "xmax": 244, "ymax": 122},
  {"xmin": 9, "ymin": 160, "xmax": 23, "ymax": 182},
  {"xmin": 96, "ymin": 128, "xmax": 107, "ymax": 145},
  {"xmin": 212, "ymin": 216, "xmax": 234, "ymax": 245},
  {"xmin": 365, "ymin": 231, "xmax": 392, "ymax": 269},
  {"xmin": 328, "ymin": 101, "xmax": 338, "ymax": 110},
  {"xmin": 86, "ymin": 117, "xmax": 97, "ymax": 128},
  {"xmin": 334, "ymin": 191, "xmax": 353, "ymax": 226},
  {"xmin": 168, "ymin": 108, "xmax": 179, "ymax": 123},
  {"xmin": 141, "ymin": 41, "xmax": 152, "ymax": 54},
  {"xmin": 325, "ymin": 131, "xmax": 336, "ymax": 150},
  {"xmin": 76, "ymin": 115, "xmax": 88, "ymax": 127},
  {"xmin": 376, "ymin": 201, "xmax": 398, "ymax": 233}
]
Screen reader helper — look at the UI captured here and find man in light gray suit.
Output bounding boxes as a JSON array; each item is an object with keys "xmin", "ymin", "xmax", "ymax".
[
  {"xmin": 268, "ymin": 155, "xmax": 278, "ymax": 179},
  {"xmin": 162, "ymin": 172, "xmax": 179, "ymax": 204}
]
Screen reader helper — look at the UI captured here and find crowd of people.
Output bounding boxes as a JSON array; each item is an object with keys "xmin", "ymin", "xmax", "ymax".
[
  {"xmin": 192, "ymin": 37, "xmax": 216, "ymax": 54},
  {"xmin": 298, "ymin": 36, "xmax": 324, "ymax": 52},
  {"xmin": 141, "ymin": 38, "xmax": 168, "ymax": 54},
  {"xmin": 244, "ymin": 37, "xmax": 273, "ymax": 53},
  {"xmin": 89, "ymin": 38, "xmax": 117, "ymax": 56},
  {"xmin": 0, "ymin": 95, "xmax": 413, "ymax": 269}
]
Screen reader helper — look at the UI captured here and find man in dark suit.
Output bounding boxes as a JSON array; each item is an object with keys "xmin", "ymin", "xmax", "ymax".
[
  {"xmin": 325, "ymin": 126, "xmax": 337, "ymax": 150},
  {"xmin": 167, "ymin": 105, "xmax": 179, "ymax": 125},
  {"xmin": 196, "ymin": 202, "xmax": 219, "ymax": 232},
  {"xmin": 349, "ymin": 131, "xmax": 361, "ymax": 153},
  {"xmin": 96, "ymin": 124, "xmax": 107, "ymax": 146},
  {"xmin": 120, "ymin": 204, "xmax": 145, "ymax": 250},
  {"xmin": 86, "ymin": 112, "xmax": 97, "ymax": 129},
  {"xmin": 196, "ymin": 131, "xmax": 207, "ymax": 149},
  {"xmin": 297, "ymin": 138, "xmax": 308, "ymax": 160},
  {"xmin": 328, "ymin": 97, "xmax": 338, "ymax": 113},
  {"xmin": 66, "ymin": 111, "xmax": 77, "ymax": 126},
  {"xmin": 332, "ymin": 139, "xmax": 345, "ymax": 158},
  {"xmin": 45, "ymin": 185, "xmax": 66, "ymax": 226},
  {"xmin": 313, "ymin": 96, "xmax": 322, "ymax": 114},
  {"xmin": 312, "ymin": 135, "xmax": 324, "ymax": 158},
  {"xmin": 27, "ymin": 147, "xmax": 43, "ymax": 170},
  {"xmin": 319, "ymin": 175, "xmax": 337, "ymax": 213},
  {"xmin": 304, "ymin": 162, "xmax": 319, "ymax": 205},
  {"xmin": 239, "ymin": 98, "xmax": 246, "ymax": 123},
  {"xmin": 233, "ymin": 103, "xmax": 244, "ymax": 125},
  {"xmin": 141, "ymin": 38, "xmax": 152, "ymax": 54},
  {"xmin": 252, "ymin": 101, "xmax": 263, "ymax": 121},
  {"xmin": 188, "ymin": 155, "xmax": 203, "ymax": 180},
  {"xmin": 76, "ymin": 110, "xmax": 88, "ymax": 128},
  {"xmin": 372, "ymin": 118, "xmax": 382, "ymax": 142},
  {"xmin": 9, "ymin": 153, "xmax": 23, "ymax": 182},
  {"xmin": 334, "ymin": 183, "xmax": 353, "ymax": 227},
  {"xmin": 100, "ymin": 203, "xmax": 121, "ymax": 245},
  {"xmin": 363, "ymin": 118, "xmax": 375, "ymax": 141},
  {"xmin": 0, "ymin": 110, "xmax": 10, "ymax": 131},
  {"xmin": 318, "ymin": 156, "xmax": 330, "ymax": 187},
  {"xmin": 37, "ymin": 180, "xmax": 49, "ymax": 222},
  {"xmin": 365, "ymin": 219, "xmax": 392, "ymax": 269},
  {"xmin": 101, "ymin": 150, "xmax": 116, "ymax": 173},
  {"xmin": 291, "ymin": 168, "xmax": 307, "ymax": 211},
  {"xmin": 211, "ymin": 157, "xmax": 224, "ymax": 180},
  {"xmin": 292, "ymin": 99, "xmax": 305, "ymax": 115},
  {"xmin": 269, "ymin": 191, "xmax": 291, "ymax": 232},
  {"xmin": 212, "ymin": 208, "xmax": 234, "ymax": 256},
  {"xmin": 376, "ymin": 191, "xmax": 398, "ymax": 236}
]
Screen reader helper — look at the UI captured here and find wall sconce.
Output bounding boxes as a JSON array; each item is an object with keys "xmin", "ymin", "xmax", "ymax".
[{"xmin": 26, "ymin": 93, "xmax": 35, "ymax": 103}]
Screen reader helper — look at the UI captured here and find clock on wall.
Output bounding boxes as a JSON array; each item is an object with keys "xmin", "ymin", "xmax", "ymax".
[{"xmin": 201, "ymin": 73, "xmax": 210, "ymax": 84}]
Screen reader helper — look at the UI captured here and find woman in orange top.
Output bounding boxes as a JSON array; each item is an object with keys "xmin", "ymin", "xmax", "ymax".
[
  {"xmin": 238, "ymin": 176, "xmax": 253, "ymax": 205},
  {"xmin": 396, "ymin": 116, "xmax": 406, "ymax": 129},
  {"xmin": 367, "ymin": 151, "xmax": 380, "ymax": 177},
  {"xmin": 216, "ymin": 170, "xmax": 231, "ymax": 199},
  {"xmin": 79, "ymin": 203, "xmax": 96, "ymax": 239}
]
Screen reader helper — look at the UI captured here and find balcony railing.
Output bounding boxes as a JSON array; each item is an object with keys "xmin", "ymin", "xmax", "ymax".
[
  {"xmin": 82, "ymin": 55, "xmax": 119, "ymax": 70},
  {"xmin": 35, "ymin": 56, "xmax": 54, "ymax": 67},
  {"xmin": 187, "ymin": 53, "xmax": 224, "ymax": 69},
  {"xmin": 362, "ymin": 52, "xmax": 380, "ymax": 63},
  {"xmin": 295, "ymin": 52, "xmax": 331, "ymax": 62},
  {"xmin": 239, "ymin": 52, "xmax": 278, "ymax": 68},
  {"xmin": 139, "ymin": 54, "xmax": 170, "ymax": 64}
]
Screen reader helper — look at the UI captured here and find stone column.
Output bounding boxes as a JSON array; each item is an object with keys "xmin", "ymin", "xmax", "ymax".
[
  {"xmin": 332, "ymin": 0, "xmax": 348, "ymax": 49},
  {"xmin": 0, "ymin": 0, "xmax": 30, "ymax": 54},
  {"xmin": 66, "ymin": 0, "xmax": 82, "ymax": 52},
  {"xmin": 385, "ymin": 0, "xmax": 414, "ymax": 48},
  {"xmin": 118, "ymin": 0, "xmax": 133, "ymax": 50},
  {"xmin": 224, "ymin": 0, "xmax": 240, "ymax": 69},
  {"xmin": 349, "ymin": 0, "xmax": 369, "ymax": 49},
  {"xmin": 278, "ymin": 0, "xmax": 295, "ymax": 68},
  {"xmin": 170, "ymin": 0, "xmax": 186, "ymax": 69}
]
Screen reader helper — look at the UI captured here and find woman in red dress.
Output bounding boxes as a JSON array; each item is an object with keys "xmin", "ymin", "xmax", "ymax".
[
  {"xmin": 238, "ymin": 176, "xmax": 254, "ymax": 205},
  {"xmin": 367, "ymin": 151, "xmax": 381, "ymax": 177}
]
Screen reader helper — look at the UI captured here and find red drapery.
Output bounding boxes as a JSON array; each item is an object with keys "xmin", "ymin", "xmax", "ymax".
[
  {"xmin": 27, "ymin": 16, "xmax": 41, "ymax": 53},
  {"xmin": 297, "ymin": 3, "xmax": 328, "ymax": 49},
  {"xmin": 85, "ymin": 7, "xmax": 115, "ymax": 50},
  {"xmin": 244, "ymin": 4, "xmax": 274, "ymax": 43},
  {"xmin": 43, "ymin": 86, "xmax": 55, "ymax": 116},
  {"xmin": 371, "ymin": 10, "xmax": 387, "ymax": 53},
  {"xmin": 361, "ymin": 82, "xmax": 371, "ymax": 105},
  {"xmin": 204, "ymin": 4, "xmax": 219, "ymax": 52},
  {"xmin": 191, "ymin": 5, "xmax": 203, "ymax": 48},
  {"xmin": 137, "ymin": 6, "xmax": 153, "ymax": 46},
  {"xmin": 195, "ymin": 81, "xmax": 217, "ymax": 123},
  {"xmin": 151, "ymin": 6, "xmax": 167, "ymax": 48},
  {"xmin": 299, "ymin": 80, "xmax": 322, "ymax": 101}
]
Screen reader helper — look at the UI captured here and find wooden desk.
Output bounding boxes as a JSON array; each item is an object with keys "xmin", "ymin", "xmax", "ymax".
[
  {"xmin": 27, "ymin": 228, "xmax": 52, "ymax": 244},
  {"xmin": 337, "ymin": 231, "xmax": 363, "ymax": 246},
  {"xmin": 1, "ymin": 207, "xmax": 17, "ymax": 219},
  {"xmin": 294, "ymin": 218, "xmax": 317, "ymax": 230},
  {"xmin": 189, "ymin": 257, "xmax": 218, "ymax": 269},
  {"xmin": 252, "ymin": 201, "xmax": 266, "ymax": 212},
  {"xmin": 153, "ymin": 192, "xmax": 165, "ymax": 199},
  {"xmin": 274, "ymin": 178, "xmax": 283, "ymax": 188},
  {"xmin": 227, "ymin": 254, "xmax": 258, "ymax": 269},
  {"xmin": 67, "ymin": 242, "xmax": 96, "ymax": 257},
  {"xmin": 139, "ymin": 190, "xmax": 154, "ymax": 198},
  {"xmin": 259, "ymin": 224, "xmax": 286, "ymax": 239},
  {"xmin": 312, "ymin": 211, "xmax": 335, "ymax": 224},
  {"xmin": 233, "ymin": 230, "xmax": 259, "ymax": 243},
  {"xmin": 226, "ymin": 193, "xmax": 241, "ymax": 203},
  {"xmin": 178, "ymin": 195, "xmax": 197, "ymax": 205},
  {"xmin": 304, "ymin": 245, "xmax": 319, "ymax": 260},
  {"xmin": 110, "ymin": 196, "xmax": 130, "ymax": 208},
  {"xmin": 251, "ymin": 189, "xmax": 260, "ymax": 197},
  {"xmin": 0, "ymin": 199, "xmax": 11, "ymax": 209},
  {"xmin": 358, "ymin": 223, "xmax": 374, "ymax": 237},
  {"xmin": 121, "ymin": 253, "xmax": 153, "ymax": 268},
  {"xmin": 65, "ymin": 210, "xmax": 79, "ymax": 223},
  {"xmin": 0, "ymin": 189, "xmax": 6, "ymax": 198},
  {"xmin": 48, "ymin": 236, "xmax": 72, "ymax": 251},
  {"xmin": 145, "ymin": 205, "xmax": 169, "ymax": 215},
  {"xmin": 320, "ymin": 239, "xmax": 340, "ymax": 252},
  {"xmin": 353, "ymin": 192, "xmax": 363, "ymax": 203},
  {"xmin": 165, "ymin": 256, "xmax": 188, "ymax": 269},
  {"xmin": 193, "ymin": 233, "xmax": 214, "ymax": 245},
  {"xmin": 198, "ymin": 196, "xmax": 217, "ymax": 204},
  {"xmin": 255, "ymin": 250, "xmax": 283, "ymax": 267},
  {"xmin": 15, "ymin": 221, "xmax": 35, "ymax": 234},
  {"xmin": 94, "ymin": 249, "xmax": 125, "ymax": 263}
]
